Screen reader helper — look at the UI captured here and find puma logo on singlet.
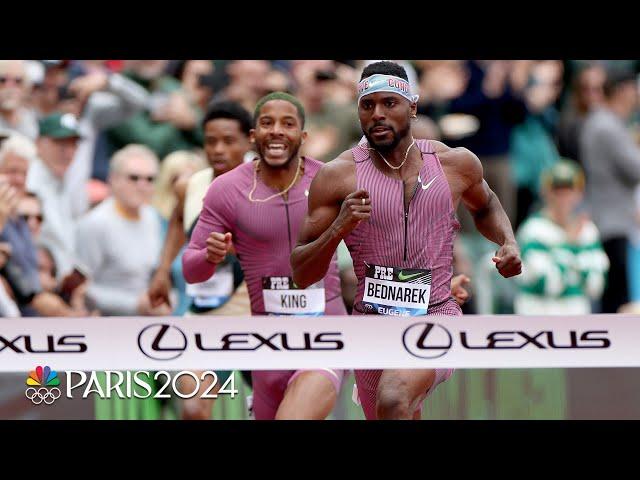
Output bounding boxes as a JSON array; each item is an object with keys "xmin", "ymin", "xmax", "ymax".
[{"xmin": 418, "ymin": 174, "xmax": 438, "ymax": 191}]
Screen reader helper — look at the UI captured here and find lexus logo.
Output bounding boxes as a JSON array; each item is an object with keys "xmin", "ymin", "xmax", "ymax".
[
  {"xmin": 402, "ymin": 322, "xmax": 452, "ymax": 359},
  {"xmin": 138, "ymin": 324, "xmax": 188, "ymax": 360}
]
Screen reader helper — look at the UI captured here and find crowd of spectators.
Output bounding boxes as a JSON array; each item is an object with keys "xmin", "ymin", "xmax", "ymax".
[{"xmin": 1, "ymin": 59, "xmax": 639, "ymax": 320}]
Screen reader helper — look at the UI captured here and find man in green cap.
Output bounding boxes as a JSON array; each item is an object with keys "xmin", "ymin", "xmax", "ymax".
[
  {"xmin": 27, "ymin": 112, "xmax": 82, "ymax": 280},
  {"xmin": 514, "ymin": 159, "xmax": 610, "ymax": 315}
]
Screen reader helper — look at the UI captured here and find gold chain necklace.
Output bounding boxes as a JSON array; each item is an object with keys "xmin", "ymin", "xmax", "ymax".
[
  {"xmin": 366, "ymin": 138, "xmax": 416, "ymax": 170},
  {"xmin": 248, "ymin": 157, "xmax": 303, "ymax": 203}
]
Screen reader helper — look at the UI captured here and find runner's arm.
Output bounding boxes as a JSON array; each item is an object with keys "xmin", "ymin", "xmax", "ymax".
[
  {"xmin": 291, "ymin": 161, "xmax": 369, "ymax": 288},
  {"xmin": 457, "ymin": 149, "xmax": 521, "ymax": 277},
  {"xmin": 182, "ymin": 178, "xmax": 234, "ymax": 284}
]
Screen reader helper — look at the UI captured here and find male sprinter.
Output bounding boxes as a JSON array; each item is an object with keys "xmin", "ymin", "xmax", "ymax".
[
  {"xmin": 290, "ymin": 61, "xmax": 521, "ymax": 420},
  {"xmin": 183, "ymin": 93, "xmax": 347, "ymax": 420},
  {"xmin": 147, "ymin": 100, "xmax": 254, "ymax": 419}
]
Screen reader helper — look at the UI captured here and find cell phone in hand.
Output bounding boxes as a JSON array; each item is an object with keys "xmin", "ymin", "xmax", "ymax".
[{"xmin": 59, "ymin": 267, "xmax": 88, "ymax": 303}]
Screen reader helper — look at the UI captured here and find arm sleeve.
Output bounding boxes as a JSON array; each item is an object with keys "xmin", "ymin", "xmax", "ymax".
[
  {"xmin": 182, "ymin": 177, "xmax": 236, "ymax": 284},
  {"xmin": 86, "ymin": 73, "xmax": 151, "ymax": 131},
  {"xmin": 601, "ymin": 123, "xmax": 640, "ymax": 185}
]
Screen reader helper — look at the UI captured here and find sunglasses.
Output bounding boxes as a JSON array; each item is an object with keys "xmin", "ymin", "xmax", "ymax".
[
  {"xmin": 0, "ymin": 76, "xmax": 24, "ymax": 86},
  {"xmin": 126, "ymin": 174, "xmax": 156, "ymax": 184},
  {"xmin": 20, "ymin": 213, "xmax": 44, "ymax": 223}
]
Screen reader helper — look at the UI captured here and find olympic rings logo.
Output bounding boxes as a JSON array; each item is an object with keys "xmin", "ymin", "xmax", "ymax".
[{"xmin": 25, "ymin": 387, "xmax": 62, "ymax": 405}]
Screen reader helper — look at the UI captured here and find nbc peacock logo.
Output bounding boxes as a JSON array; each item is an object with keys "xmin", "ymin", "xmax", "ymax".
[{"xmin": 25, "ymin": 366, "xmax": 62, "ymax": 405}]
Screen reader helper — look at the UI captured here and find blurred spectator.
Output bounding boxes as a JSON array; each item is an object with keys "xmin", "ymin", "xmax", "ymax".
[
  {"xmin": 222, "ymin": 60, "xmax": 272, "ymax": 112},
  {"xmin": 29, "ymin": 61, "xmax": 70, "ymax": 119},
  {"xmin": 0, "ymin": 133, "xmax": 34, "ymax": 198},
  {"xmin": 0, "ymin": 231, "xmax": 19, "ymax": 316},
  {"xmin": 26, "ymin": 113, "xmax": 81, "ymax": 279},
  {"xmin": 515, "ymin": 160, "xmax": 609, "ymax": 314},
  {"xmin": 411, "ymin": 114, "xmax": 441, "ymax": 141},
  {"xmin": 105, "ymin": 60, "xmax": 204, "ymax": 160},
  {"xmin": 416, "ymin": 60, "xmax": 469, "ymax": 120},
  {"xmin": 291, "ymin": 60, "xmax": 361, "ymax": 161},
  {"xmin": 75, "ymin": 144, "xmax": 169, "ymax": 316},
  {"xmin": 36, "ymin": 244, "xmax": 93, "ymax": 315},
  {"xmin": 0, "ymin": 127, "xmax": 11, "ymax": 145},
  {"xmin": 0, "ymin": 60, "xmax": 38, "ymax": 140},
  {"xmin": 60, "ymin": 64, "xmax": 151, "ymax": 216},
  {"xmin": 628, "ymin": 181, "xmax": 640, "ymax": 303},
  {"xmin": 36, "ymin": 246, "xmax": 58, "ymax": 293},
  {"xmin": 16, "ymin": 192, "xmax": 44, "ymax": 239},
  {"xmin": 152, "ymin": 150, "xmax": 206, "ymax": 315},
  {"xmin": 171, "ymin": 60, "xmax": 216, "ymax": 111},
  {"xmin": 510, "ymin": 60, "xmax": 564, "ymax": 228},
  {"xmin": 447, "ymin": 61, "xmax": 528, "ymax": 226},
  {"xmin": 557, "ymin": 63, "xmax": 606, "ymax": 165},
  {"xmin": 0, "ymin": 133, "xmax": 87, "ymax": 317},
  {"xmin": 580, "ymin": 69, "xmax": 640, "ymax": 313},
  {"xmin": 152, "ymin": 150, "xmax": 205, "ymax": 220}
]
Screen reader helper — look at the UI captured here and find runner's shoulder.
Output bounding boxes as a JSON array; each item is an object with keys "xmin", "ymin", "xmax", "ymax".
[
  {"xmin": 320, "ymin": 150, "xmax": 355, "ymax": 178},
  {"xmin": 433, "ymin": 141, "xmax": 482, "ymax": 179},
  {"xmin": 209, "ymin": 162, "xmax": 253, "ymax": 189},
  {"xmin": 301, "ymin": 156, "xmax": 326, "ymax": 176},
  {"xmin": 311, "ymin": 150, "xmax": 356, "ymax": 197}
]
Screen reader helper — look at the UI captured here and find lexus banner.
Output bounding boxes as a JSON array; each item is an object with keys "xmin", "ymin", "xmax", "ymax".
[{"xmin": 0, "ymin": 314, "xmax": 638, "ymax": 371}]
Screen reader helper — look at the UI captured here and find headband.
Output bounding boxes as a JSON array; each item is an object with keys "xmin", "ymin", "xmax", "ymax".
[{"xmin": 357, "ymin": 74, "xmax": 420, "ymax": 104}]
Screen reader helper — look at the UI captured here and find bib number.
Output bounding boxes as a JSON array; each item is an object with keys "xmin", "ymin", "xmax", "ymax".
[
  {"xmin": 186, "ymin": 263, "xmax": 234, "ymax": 309},
  {"xmin": 262, "ymin": 276, "xmax": 325, "ymax": 316},
  {"xmin": 362, "ymin": 263, "xmax": 431, "ymax": 316}
]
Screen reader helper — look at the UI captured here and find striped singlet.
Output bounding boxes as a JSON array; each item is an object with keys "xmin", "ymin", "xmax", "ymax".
[
  {"xmin": 183, "ymin": 156, "xmax": 344, "ymax": 316},
  {"xmin": 345, "ymin": 137, "xmax": 461, "ymax": 315},
  {"xmin": 183, "ymin": 156, "xmax": 346, "ymax": 420},
  {"xmin": 345, "ymin": 137, "xmax": 462, "ymax": 420}
]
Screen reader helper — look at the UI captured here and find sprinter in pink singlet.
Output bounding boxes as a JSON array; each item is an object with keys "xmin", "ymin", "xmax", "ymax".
[
  {"xmin": 291, "ymin": 61, "xmax": 522, "ymax": 420},
  {"xmin": 183, "ymin": 92, "xmax": 346, "ymax": 420}
]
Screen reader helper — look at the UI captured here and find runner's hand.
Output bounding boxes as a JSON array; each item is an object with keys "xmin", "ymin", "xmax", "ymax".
[
  {"xmin": 492, "ymin": 242, "xmax": 522, "ymax": 278},
  {"xmin": 451, "ymin": 274, "xmax": 471, "ymax": 305},
  {"xmin": 333, "ymin": 189, "xmax": 371, "ymax": 237},
  {"xmin": 206, "ymin": 232, "xmax": 232, "ymax": 264}
]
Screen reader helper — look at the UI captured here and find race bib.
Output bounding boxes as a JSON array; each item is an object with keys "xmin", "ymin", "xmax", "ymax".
[
  {"xmin": 362, "ymin": 263, "xmax": 431, "ymax": 316},
  {"xmin": 186, "ymin": 263, "xmax": 234, "ymax": 309},
  {"xmin": 262, "ymin": 276, "xmax": 325, "ymax": 316}
]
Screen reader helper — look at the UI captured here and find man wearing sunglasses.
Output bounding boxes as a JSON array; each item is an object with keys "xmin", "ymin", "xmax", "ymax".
[
  {"xmin": 16, "ymin": 192, "xmax": 44, "ymax": 239},
  {"xmin": 76, "ymin": 143, "xmax": 170, "ymax": 317},
  {"xmin": 0, "ymin": 60, "xmax": 38, "ymax": 141}
]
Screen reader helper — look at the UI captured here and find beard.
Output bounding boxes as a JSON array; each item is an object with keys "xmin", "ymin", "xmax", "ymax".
[{"xmin": 362, "ymin": 122, "xmax": 411, "ymax": 153}]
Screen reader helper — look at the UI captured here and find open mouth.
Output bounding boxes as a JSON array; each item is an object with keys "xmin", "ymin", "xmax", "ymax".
[{"xmin": 264, "ymin": 142, "xmax": 289, "ymax": 157}]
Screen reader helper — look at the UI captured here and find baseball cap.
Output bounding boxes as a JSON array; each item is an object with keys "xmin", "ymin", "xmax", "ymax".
[
  {"xmin": 542, "ymin": 159, "xmax": 585, "ymax": 190},
  {"xmin": 38, "ymin": 112, "xmax": 81, "ymax": 139}
]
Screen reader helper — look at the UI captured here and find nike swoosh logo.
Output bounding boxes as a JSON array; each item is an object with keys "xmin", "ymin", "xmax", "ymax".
[
  {"xmin": 418, "ymin": 175, "xmax": 438, "ymax": 191},
  {"xmin": 398, "ymin": 271, "xmax": 423, "ymax": 281}
]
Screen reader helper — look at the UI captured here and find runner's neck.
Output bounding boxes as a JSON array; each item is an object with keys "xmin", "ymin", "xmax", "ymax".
[{"xmin": 258, "ymin": 156, "xmax": 304, "ymax": 192}]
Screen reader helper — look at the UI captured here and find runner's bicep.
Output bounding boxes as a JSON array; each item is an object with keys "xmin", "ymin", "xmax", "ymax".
[
  {"xmin": 297, "ymin": 167, "xmax": 343, "ymax": 244},
  {"xmin": 461, "ymin": 177, "xmax": 493, "ymax": 216}
]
